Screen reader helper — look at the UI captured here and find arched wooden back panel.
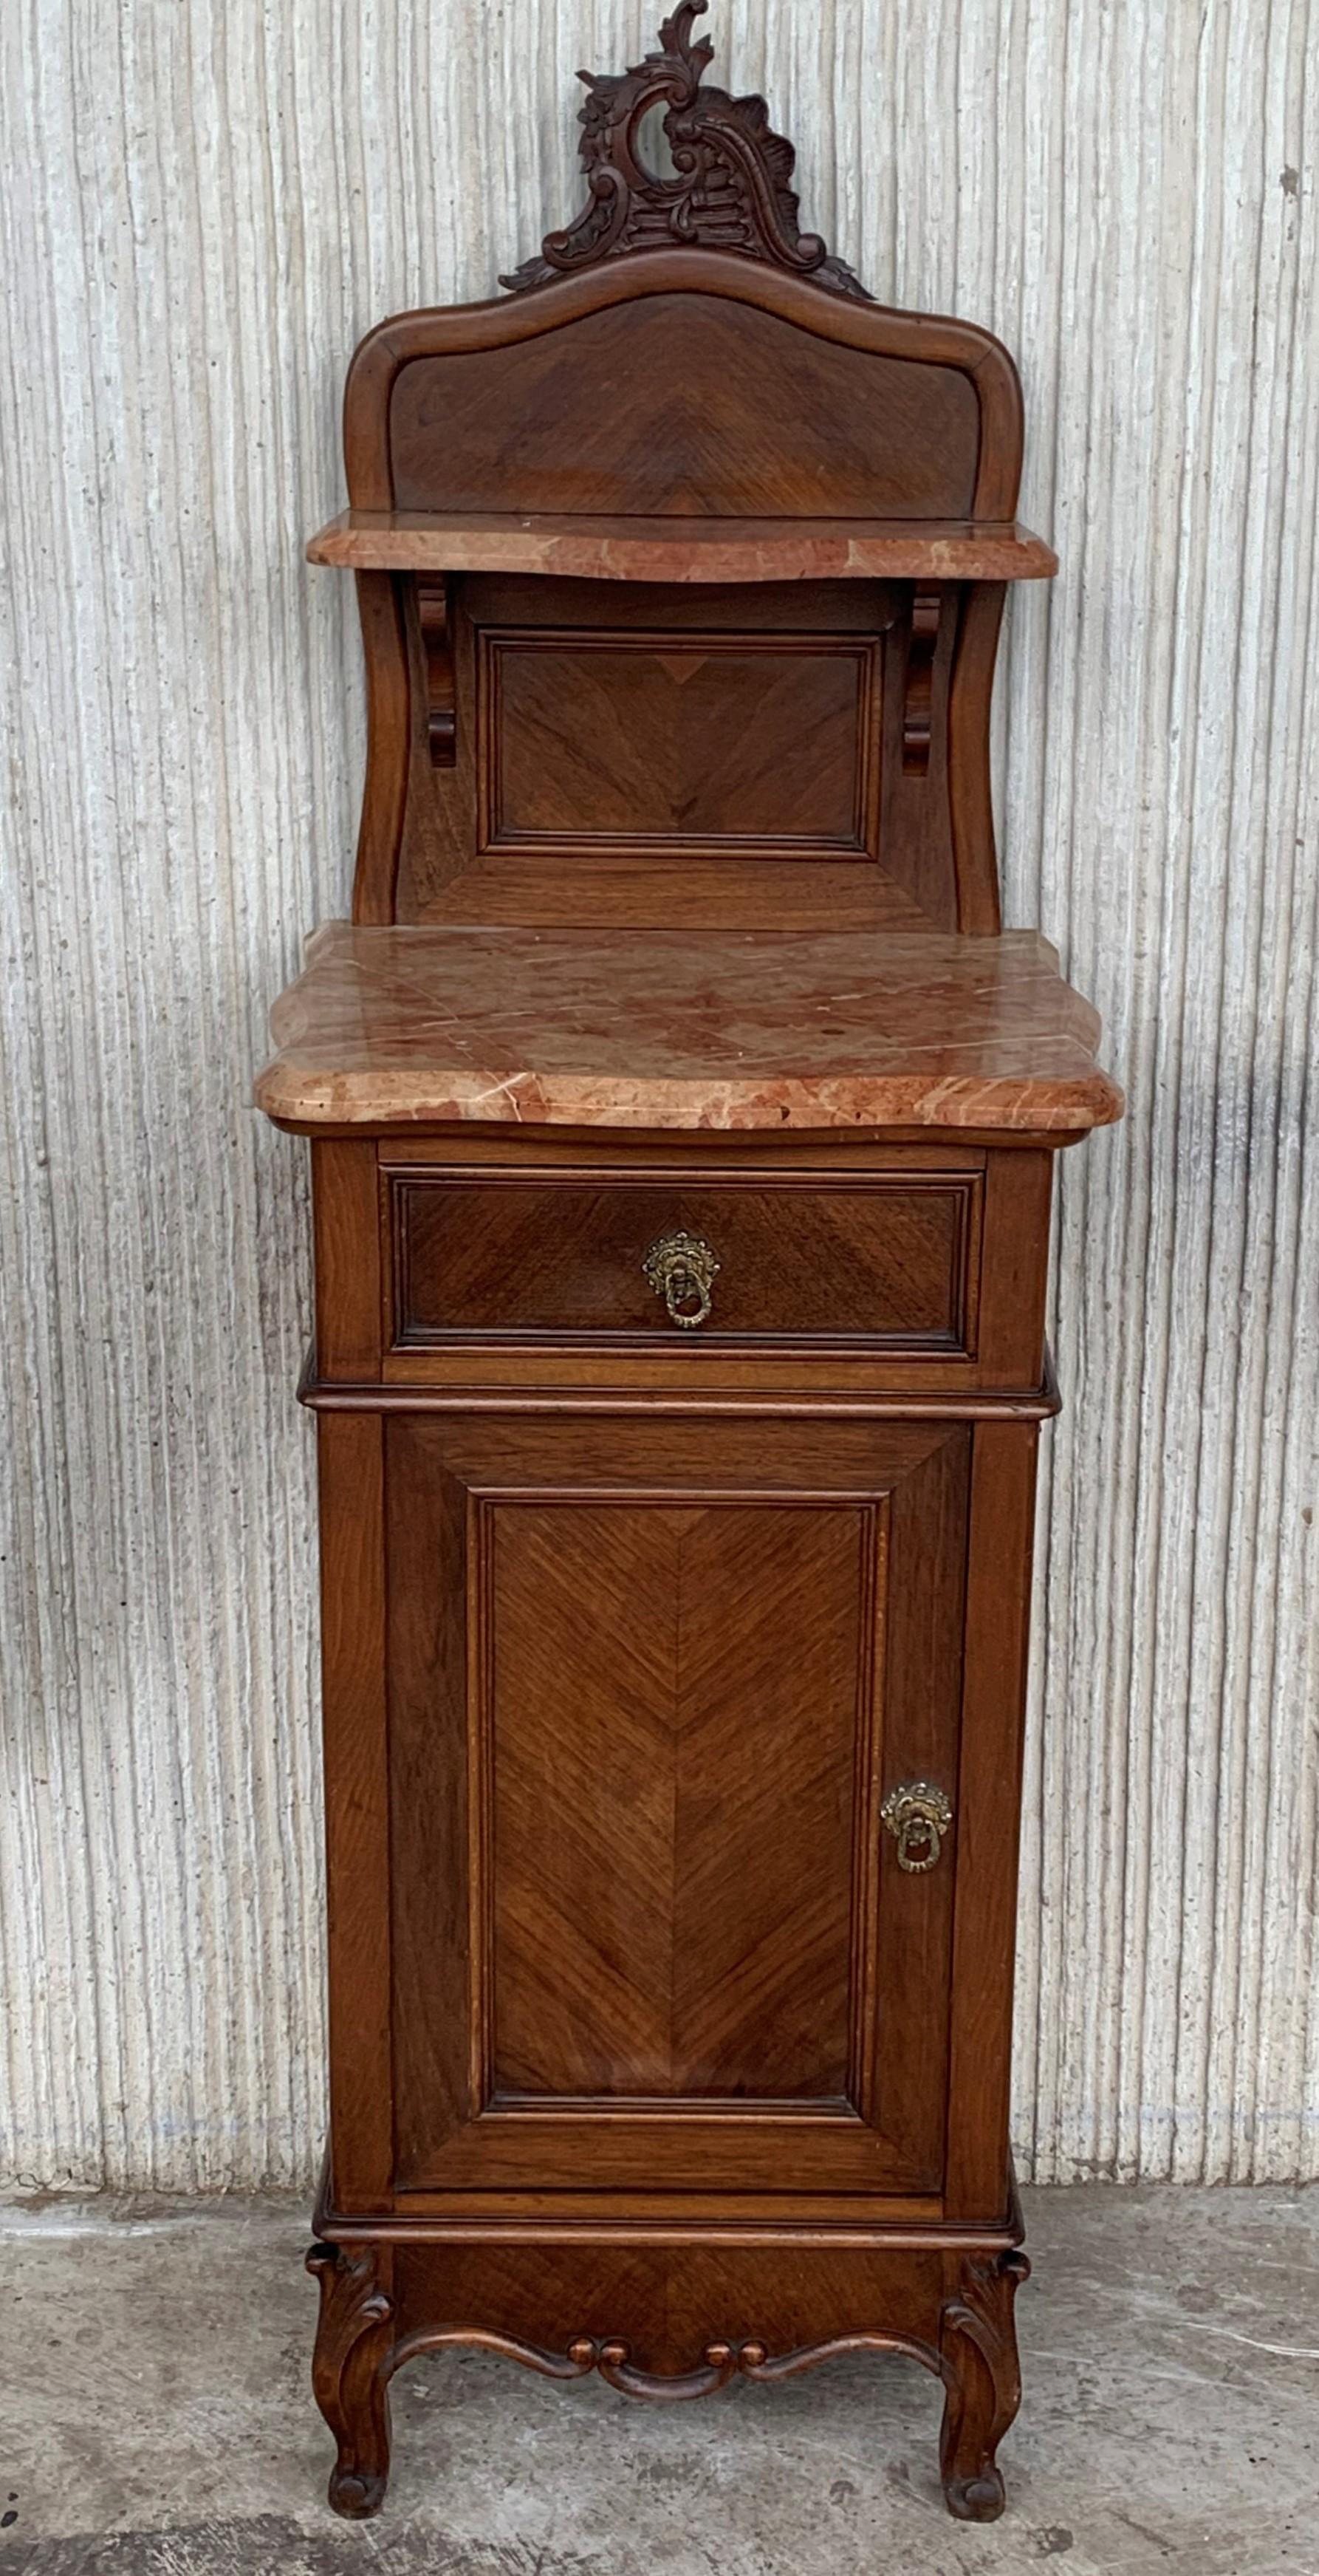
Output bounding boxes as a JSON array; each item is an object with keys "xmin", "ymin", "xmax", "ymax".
[
  {"xmin": 329, "ymin": 7, "xmax": 1039, "ymax": 932},
  {"xmin": 346, "ymin": 259, "xmax": 1021, "ymax": 522}
]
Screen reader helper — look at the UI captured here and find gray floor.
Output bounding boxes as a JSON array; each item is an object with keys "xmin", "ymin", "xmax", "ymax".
[{"xmin": 0, "ymin": 2187, "xmax": 1315, "ymax": 2575}]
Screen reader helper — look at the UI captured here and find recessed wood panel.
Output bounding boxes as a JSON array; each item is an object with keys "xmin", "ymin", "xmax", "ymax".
[
  {"xmin": 488, "ymin": 1499, "xmax": 865, "ymax": 2100},
  {"xmin": 389, "ymin": 1172, "xmax": 980, "ymax": 1353},
  {"xmin": 388, "ymin": 296, "xmax": 982, "ymax": 519},
  {"xmin": 479, "ymin": 629, "xmax": 877, "ymax": 858},
  {"xmin": 386, "ymin": 1413, "xmax": 967, "ymax": 2198}
]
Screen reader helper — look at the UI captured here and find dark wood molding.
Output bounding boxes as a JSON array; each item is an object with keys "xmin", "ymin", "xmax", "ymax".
[
  {"xmin": 296, "ymin": 1356, "xmax": 1064, "ymax": 1424},
  {"xmin": 500, "ymin": 2, "xmax": 870, "ymax": 303},
  {"xmin": 390, "ymin": 2323, "xmax": 944, "ymax": 2399}
]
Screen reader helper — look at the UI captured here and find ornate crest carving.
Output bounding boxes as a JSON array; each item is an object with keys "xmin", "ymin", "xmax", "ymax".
[{"xmin": 501, "ymin": 1, "xmax": 870, "ymax": 302}]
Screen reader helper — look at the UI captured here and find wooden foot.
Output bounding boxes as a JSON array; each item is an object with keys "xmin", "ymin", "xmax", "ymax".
[
  {"xmin": 937, "ymin": 2247, "xmax": 1028, "ymax": 2521},
  {"xmin": 306, "ymin": 2241, "xmax": 395, "ymax": 2518}
]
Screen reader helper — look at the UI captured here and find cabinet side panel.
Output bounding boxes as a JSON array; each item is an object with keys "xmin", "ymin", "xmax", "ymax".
[
  {"xmin": 978, "ymin": 1151, "xmax": 1053, "ymax": 1385},
  {"xmin": 352, "ymin": 571, "xmax": 411, "ymax": 923},
  {"xmin": 388, "ymin": 1420, "xmax": 475, "ymax": 2180},
  {"xmin": 944, "ymin": 1420, "xmax": 1040, "ymax": 2215},
  {"xmin": 312, "ymin": 1140, "xmax": 382, "ymax": 1380},
  {"xmin": 318, "ymin": 1412, "xmax": 393, "ymax": 2204},
  {"xmin": 947, "ymin": 584, "xmax": 1005, "ymax": 935}
]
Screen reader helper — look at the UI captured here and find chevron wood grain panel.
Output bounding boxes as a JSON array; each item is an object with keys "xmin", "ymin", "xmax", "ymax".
[
  {"xmin": 484, "ymin": 630, "xmax": 875, "ymax": 854},
  {"xmin": 388, "ymin": 298, "xmax": 981, "ymax": 519},
  {"xmin": 489, "ymin": 1498, "xmax": 863, "ymax": 2099},
  {"xmin": 386, "ymin": 1413, "xmax": 966, "ymax": 2199}
]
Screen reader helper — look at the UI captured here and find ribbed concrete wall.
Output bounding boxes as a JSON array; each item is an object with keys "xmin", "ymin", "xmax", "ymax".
[{"xmin": 1, "ymin": 0, "xmax": 1315, "ymax": 2190}]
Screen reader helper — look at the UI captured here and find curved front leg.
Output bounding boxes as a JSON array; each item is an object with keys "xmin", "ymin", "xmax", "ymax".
[
  {"xmin": 306, "ymin": 2242, "xmax": 395, "ymax": 2518},
  {"xmin": 938, "ymin": 2248, "xmax": 1029, "ymax": 2521}
]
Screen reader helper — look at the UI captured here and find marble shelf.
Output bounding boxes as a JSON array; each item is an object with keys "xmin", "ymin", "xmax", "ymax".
[
  {"xmin": 306, "ymin": 510, "xmax": 1058, "ymax": 586},
  {"xmin": 255, "ymin": 922, "xmax": 1122, "ymax": 1136}
]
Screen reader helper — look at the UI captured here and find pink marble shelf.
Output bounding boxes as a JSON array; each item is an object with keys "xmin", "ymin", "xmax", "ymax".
[
  {"xmin": 254, "ymin": 923, "xmax": 1122, "ymax": 1136},
  {"xmin": 306, "ymin": 510, "xmax": 1058, "ymax": 585}
]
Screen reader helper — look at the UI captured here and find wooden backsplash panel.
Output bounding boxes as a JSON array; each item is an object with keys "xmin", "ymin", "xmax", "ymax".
[{"xmin": 481, "ymin": 629, "xmax": 877, "ymax": 857}]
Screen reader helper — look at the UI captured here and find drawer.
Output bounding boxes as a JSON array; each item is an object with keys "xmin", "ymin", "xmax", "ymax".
[{"xmin": 385, "ymin": 1166, "xmax": 982, "ymax": 1355}]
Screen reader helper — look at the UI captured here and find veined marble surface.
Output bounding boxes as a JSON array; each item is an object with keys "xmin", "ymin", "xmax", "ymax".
[
  {"xmin": 306, "ymin": 510, "xmax": 1059, "ymax": 585},
  {"xmin": 254, "ymin": 922, "xmax": 1123, "ymax": 1133}
]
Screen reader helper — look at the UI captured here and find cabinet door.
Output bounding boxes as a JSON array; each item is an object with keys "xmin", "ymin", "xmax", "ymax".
[{"xmin": 387, "ymin": 1414, "xmax": 967, "ymax": 2200}]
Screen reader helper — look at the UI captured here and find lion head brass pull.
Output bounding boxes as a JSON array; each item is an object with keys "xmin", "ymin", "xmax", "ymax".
[
  {"xmin": 881, "ymin": 1780, "xmax": 953, "ymax": 1873},
  {"xmin": 643, "ymin": 1229, "xmax": 720, "ymax": 1330}
]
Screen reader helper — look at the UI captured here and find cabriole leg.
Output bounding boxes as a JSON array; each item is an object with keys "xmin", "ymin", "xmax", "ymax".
[
  {"xmin": 938, "ymin": 2248, "xmax": 1029, "ymax": 2521},
  {"xmin": 306, "ymin": 2241, "xmax": 395, "ymax": 2518}
]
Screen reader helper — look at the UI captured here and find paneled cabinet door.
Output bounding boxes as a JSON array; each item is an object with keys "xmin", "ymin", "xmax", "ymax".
[{"xmin": 386, "ymin": 1412, "xmax": 969, "ymax": 2202}]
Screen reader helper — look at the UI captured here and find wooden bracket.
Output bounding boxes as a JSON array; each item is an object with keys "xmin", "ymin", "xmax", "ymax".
[
  {"xmin": 416, "ymin": 577, "xmax": 456, "ymax": 766},
  {"xmin": 902, "ymin": 591, "xmax": 942, "ymax": 775}
]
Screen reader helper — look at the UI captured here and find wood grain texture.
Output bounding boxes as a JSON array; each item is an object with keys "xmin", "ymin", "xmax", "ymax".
[
  {"xmin": 480, "ymin": 627, "xmax": 876, "ymax": 855},
  {"xmin": 384, "ymin": 1413, "xmax": 967, "ymax": 2201},
  {"xmin": 312, "ymin": 1141, "xmax": 381, "ymax": 1378},
  {"xmin": 345, "ymin": 252, "xmax": 1023, "ymax": 522},
  {"xmin": 350, "ymin": 574, "xmax": 412, "ymax": 924},
  {"xmin": 306, "ymin": 2231, "xmax": 1027, "ymax": 2524},
  {"xmin": 317, "ymin": 1414, "xmax": 392, "ymax": 2206},
  {"xmin": 1, "ymin": 0, "xmax": 1317, "ymax": 2196},
  {"xmin": 487, "ymin": 1497, "xmax": 865, "ymax": 2100},
  {"xmin": 386, "ymin": 297, "xmax": 984, "ymax": 519},
  {"xmin": 389, "ymin": 1166, "xmax": 978, "ymax": 1352}
]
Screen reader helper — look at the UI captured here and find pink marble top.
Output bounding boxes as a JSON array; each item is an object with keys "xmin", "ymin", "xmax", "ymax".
[
  {"xmin": 253, "ymin": 923, "xmax": 1122, "ymax": 1136},
  {"xmin": 306, "ymin": 510, "xmax": 1058, "ymax": 586}
]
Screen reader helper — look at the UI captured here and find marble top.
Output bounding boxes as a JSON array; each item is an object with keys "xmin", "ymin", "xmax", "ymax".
[
  {"xmin": 306, "ymin": 510, "xmax": 1058, "ymax": 586},
  {"xmin": 254, "ymin": 923, "xmax": 1122, "ymax": 1136}
]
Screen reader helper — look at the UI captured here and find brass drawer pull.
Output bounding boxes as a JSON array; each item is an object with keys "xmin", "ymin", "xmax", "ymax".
[
  {"xmin": 643, "ymin": 1229, "xmax": 720, "ymax": 1330},
  {"xmin": 881, "ymin": 1780, "xmax": 953, "ymax": 1873}
]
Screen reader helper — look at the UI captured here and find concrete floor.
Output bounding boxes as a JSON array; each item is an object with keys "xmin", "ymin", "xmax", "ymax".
[{"xmin": 0, "ymin": 2187, "xmax": 1315, "ymax": 2575}]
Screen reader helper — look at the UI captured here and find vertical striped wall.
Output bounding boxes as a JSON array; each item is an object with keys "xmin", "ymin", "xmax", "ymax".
[{"xmin": 0, "ymin": 0, "xmax": 1315, "ymax": 2189}]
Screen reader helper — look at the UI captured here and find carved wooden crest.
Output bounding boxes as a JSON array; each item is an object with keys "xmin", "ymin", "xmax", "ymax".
[{"xmin": 501, "ymin": 1, "xmax": 870, "ymax": 301}]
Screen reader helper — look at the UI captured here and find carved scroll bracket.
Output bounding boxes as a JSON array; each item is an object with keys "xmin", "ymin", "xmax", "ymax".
[
  {"xmin": 415, "ymin": 577, "xmax": 456, "ymax": 767},
  {"xmin": 902, "ymin": 592, "xmax": 943, "ymax": 776},
  {"xmin": 501, "ymin": 1, "xmax": 869, "ymax": 303},
  {"xmin": 307, "ymin": 2241, "xmax": 395, "ymax": 2518},
  {"xmin": 939, "ymin": 2247, "xmax": 1029, "ymax": 2522}
]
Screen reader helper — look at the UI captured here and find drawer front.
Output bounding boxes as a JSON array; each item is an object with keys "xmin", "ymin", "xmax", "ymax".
[{"xmin": 387, "ymin": 1168, "xmax": 981, "ymax": 1355}]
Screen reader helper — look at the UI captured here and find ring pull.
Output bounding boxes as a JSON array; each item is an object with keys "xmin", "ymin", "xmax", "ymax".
[
  {"xmin": 643, "ymin": 1230, "xmax": 720, "ymax": 1331},
  {"xmin": 881, "ymin": 1780, "xmax": 953, "ymax": 1873}
]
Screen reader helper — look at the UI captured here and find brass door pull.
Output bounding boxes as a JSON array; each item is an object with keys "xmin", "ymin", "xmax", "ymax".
[
  {"xmin": 643, "ymin": 1229, "xmax": 720, "ymax": 1330},
  {"xmin": 881, "ymin": 1780, "xmax": 953, "ymax": 1873}
]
